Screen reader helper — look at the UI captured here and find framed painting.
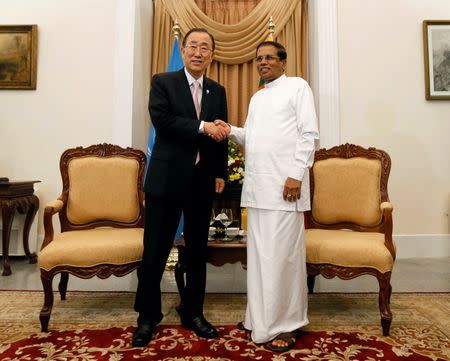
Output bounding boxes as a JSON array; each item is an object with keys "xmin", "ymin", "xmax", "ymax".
[
  {"xmin": 0, "ymin": 25, "xmax": 38, "ymax": 90},
  {"xmin": 423, "ymin": 20, "xmax": 450, "ymax": 100}
]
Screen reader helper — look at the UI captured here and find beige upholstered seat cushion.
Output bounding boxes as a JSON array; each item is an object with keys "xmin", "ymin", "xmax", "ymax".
[
  {"xmin": 38, "ymin": 228, "xmax": 143, "ymax": 271},
  {"xmin": 305, "ymin": 229, "xmax": 394, "ymax": 273},
  {"xmin": 66, "ymin": 156, "xmax": 140, "ymax": 224},
  {"xmin": 312, "ymin": 157, "xmax": 382, "ymax": 227}
]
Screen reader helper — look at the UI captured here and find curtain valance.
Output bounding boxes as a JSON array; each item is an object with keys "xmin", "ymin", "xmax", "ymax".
[{"xmin": 159, "ymin": 0, "xmax": 301, "ymax": 64}]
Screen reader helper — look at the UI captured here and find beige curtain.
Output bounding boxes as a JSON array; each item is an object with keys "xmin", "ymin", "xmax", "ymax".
[{"xmin": 151, "ymin": 0, "xmax": 307, "ymax": 126}]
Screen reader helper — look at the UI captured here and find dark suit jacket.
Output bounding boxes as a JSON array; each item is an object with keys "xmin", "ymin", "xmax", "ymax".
[{"xmin": 144, "ymin": 69, "xmax": 228, "ymax": 199}]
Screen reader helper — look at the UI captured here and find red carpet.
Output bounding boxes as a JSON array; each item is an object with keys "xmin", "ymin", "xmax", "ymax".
[{"xmin": 1, "ymin": 325, "xmax": 446, "ymax": 360}]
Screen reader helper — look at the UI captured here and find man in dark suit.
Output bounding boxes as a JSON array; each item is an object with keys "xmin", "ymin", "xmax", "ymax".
[{"xmin": 132, "ymin": 28, "xmax": 228, "ymax": 347}]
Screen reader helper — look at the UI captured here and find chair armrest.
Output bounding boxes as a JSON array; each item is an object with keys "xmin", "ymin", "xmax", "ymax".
[
  {"xmin": 41, "ymin": 200, "xmax": 64, "ymax": 249},
  {"xmin": 45, "ymin": 199, "xmax": 64, "ymax": 213},
  {"xmin": 381, "ymin": 202, "xmax": 393, "ymax": 211},
  {"xmin": 380, "ymin": 202, "xmax": 396, "ymax": 260}
]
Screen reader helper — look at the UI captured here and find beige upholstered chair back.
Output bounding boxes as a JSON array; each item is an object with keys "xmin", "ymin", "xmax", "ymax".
[
  {"xmin": 58, "ymin": 144, "xmax": 146, "ymax": 231},
  {"xmin": 312, "ymin": 157, "xmax": 382, "ymax": 227},
  {"xmin": 67, "ymin": 156, "xmax": 140, "ymax": 224},
  {"xmin": 309, "ymin": 143, "xmax": 391, "ymax": 231}
]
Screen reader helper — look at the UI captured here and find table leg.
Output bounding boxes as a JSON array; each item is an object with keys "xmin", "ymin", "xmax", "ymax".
[
  {"xmin": 1, "ymin": 202, "xmax": 16, "ymax": 276},
  {"xmin": 22, "ymin": 195, "xmax": 39, "ymax": 263}
]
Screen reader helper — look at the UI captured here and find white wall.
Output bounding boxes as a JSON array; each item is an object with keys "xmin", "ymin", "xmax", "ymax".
[
  {"xmin": 0, "ymin": 0, "xmax": 115, "ymax": 235},
  {"xmin": 0, "ymin": 0, "xmax": 152, "ymax": 241},
  {"xmin": 338, "ymin": 0, "xmax": 450, "ymax": 256}
]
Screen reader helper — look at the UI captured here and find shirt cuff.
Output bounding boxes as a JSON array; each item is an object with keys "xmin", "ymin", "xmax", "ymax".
[
  {"xmin": 287, "ymin": 167, "xmax": 306, "ymax": 182},
  {"xmin": 198, "ymin": 120, "xmax": 205, "ymax": 133}
]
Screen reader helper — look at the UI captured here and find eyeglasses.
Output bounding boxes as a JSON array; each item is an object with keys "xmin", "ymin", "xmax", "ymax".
[
  {"xmin": 255, "ymin": 55, "xmax": 280, "ymax": 63},
  {"xmin": 185, "ymin": 44, "xmax": 212, "ymax": 55}
]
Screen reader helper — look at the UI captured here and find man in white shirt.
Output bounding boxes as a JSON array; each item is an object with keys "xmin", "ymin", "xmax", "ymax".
[{"xmin": 217, "ymin": 41, "xmax": 319, "ymax": 352}]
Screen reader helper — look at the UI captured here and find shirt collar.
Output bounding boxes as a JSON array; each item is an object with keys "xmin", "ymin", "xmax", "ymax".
[
  {"xmin": 264, "ymin": 74, "xmax": 286, "ymax": 89},
  {"xmin": 184, "ymin": 67, "xmax": 204, "ymax": 88}
]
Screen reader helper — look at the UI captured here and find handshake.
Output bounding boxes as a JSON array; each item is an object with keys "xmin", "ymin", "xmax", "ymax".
[{"xmin": 204, "ymin": 119, "xmax": 231, "ymax": 142}]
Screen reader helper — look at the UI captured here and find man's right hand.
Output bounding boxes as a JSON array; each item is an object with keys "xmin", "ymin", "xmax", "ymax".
[
  {"xmin": 204, "ymin": 121, "xmax": 228, "ymax": 141},
  {"xmin": 214, "ymin": 119, "xmax": 231, "ymax": 136}
]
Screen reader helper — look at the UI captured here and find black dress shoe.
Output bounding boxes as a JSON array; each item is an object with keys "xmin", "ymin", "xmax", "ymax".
[
  {"xmin": 182, "ymin": 314, "xmax": 218, "ymax": 339},
  {"xmin": 189, "ymin": 315, "xmax": 218, "ymax": 339},
  {"xmin": 176, "ymin": 305, "xmax": 218, "ymax": 339},
  {"xmin": 132, "ymin": 323, "xmax": 154, "ymax": 347}
]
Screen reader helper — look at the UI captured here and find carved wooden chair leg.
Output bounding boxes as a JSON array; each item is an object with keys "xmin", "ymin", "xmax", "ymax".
[
  {"xmin": 58, "ymin": 272, "xmax": 69, "ymax": 300},
  {"xmin": 307, "ymin": 274, "xmax": 316, "ymax": 294},
  {"xmin": 40, "ymin": 270, "xmax": 55, "ymax": 332},
  {"xmin": 378, "ymin": 273, "xmax": 393, "ymax": 336}
]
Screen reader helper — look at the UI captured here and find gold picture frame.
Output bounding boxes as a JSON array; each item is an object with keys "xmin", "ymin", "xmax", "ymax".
[
  {"xmin": 423, "ymin": 20, "xmax": 450, "ymax": 100},
  {"xmin": 0, "ymin": 25, "xmax": 38, "ymax": 90}
]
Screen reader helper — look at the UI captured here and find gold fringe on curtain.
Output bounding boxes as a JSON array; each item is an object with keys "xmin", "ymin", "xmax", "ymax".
[{"xmin": 151, "ymin": 0, "xmax": 307, "ymax": 126}]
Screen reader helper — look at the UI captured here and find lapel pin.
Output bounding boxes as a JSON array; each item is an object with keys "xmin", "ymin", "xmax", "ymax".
[{"xmin": 206, "ymin": 89, "xmax": 210, "ymax": 94}]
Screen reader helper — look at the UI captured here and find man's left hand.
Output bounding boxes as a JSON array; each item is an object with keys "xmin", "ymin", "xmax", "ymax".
[
  {"xmin": 215, "ymin": 178, "xmax": 225, "ymax": 193},
  {"xmin": 283, "ymin": 177, "xmax": 301, "ymax": 202}
]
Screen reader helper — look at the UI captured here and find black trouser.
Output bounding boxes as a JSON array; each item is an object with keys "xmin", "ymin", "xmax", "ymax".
[{"xmin": 134, "ymin": 168, "xmax": 214, "ymax": 326}]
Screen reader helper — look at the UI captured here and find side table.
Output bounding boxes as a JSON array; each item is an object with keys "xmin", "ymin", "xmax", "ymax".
[{"xmin": 0, "ymin": 180, "xmax": 40, "ymax": 276}]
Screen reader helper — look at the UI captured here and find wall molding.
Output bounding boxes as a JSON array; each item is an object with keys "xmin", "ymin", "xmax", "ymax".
[
  {"xmin": 394, "ymin": 234, "xmax": 450, "ymax": 259},
  {"xmin": 308, "ymin": 0, "xmax": 340, "ymax": 149},
  {"xmin": 112, "ymin": 0, "xmax": 136, "ymax": 147}
]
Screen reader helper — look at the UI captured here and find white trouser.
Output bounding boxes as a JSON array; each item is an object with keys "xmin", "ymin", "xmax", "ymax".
[{"xmin": 244, "ymin": 208, "xmax": 309, "ymax": 343}]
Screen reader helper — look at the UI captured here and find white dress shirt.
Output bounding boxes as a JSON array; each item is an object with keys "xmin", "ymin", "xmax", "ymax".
[
  {"xmin": 184, "ymin": 67, "xmax": 204, "ymax": 132},
  {"xmin": 230, "ymin": 74, "xmax": 319, "ymax": 212}
]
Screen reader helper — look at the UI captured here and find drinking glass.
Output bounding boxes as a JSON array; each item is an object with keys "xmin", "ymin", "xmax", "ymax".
[{"xmin": 219, "ymin": 208, "xmax": 233, "ymax": 241}]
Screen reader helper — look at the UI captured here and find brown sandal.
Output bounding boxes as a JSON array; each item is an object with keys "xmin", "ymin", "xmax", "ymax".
[{"xmin": 265, "ymin": 331, "xmax": 297, "ymax": 352}]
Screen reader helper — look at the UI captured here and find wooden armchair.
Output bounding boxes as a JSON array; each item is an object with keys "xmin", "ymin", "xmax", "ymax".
[
  {"xmin": 38, "ymin": 144, "xmax": 146, "ymax": 332},
  {"xmin": 305, "ymin": 143, "xmax": 395, "ymax": 335}
]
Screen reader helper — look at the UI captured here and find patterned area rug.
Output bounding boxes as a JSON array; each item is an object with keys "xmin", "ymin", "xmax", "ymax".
[{"xmin": 0, "ymin": 292, "xmax": 449, "ymax": 360}]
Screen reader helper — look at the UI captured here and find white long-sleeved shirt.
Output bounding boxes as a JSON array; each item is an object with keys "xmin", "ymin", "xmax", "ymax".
[{"xmin": 230, "ymin": 74, "xmax": 319, "ymax": 212}]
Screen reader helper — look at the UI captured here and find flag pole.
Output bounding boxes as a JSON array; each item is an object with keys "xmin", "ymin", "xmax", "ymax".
[
  {"xmin": 172, "ymin": 19, "xmax": 180, "ymax": 39},
  {"xmin": 268, "ymin": 16, "xmax": 275, "ymax": 39},
  {"xmin": 258, "ymin": 16, "xmax": 276, "ymax": 90}
]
